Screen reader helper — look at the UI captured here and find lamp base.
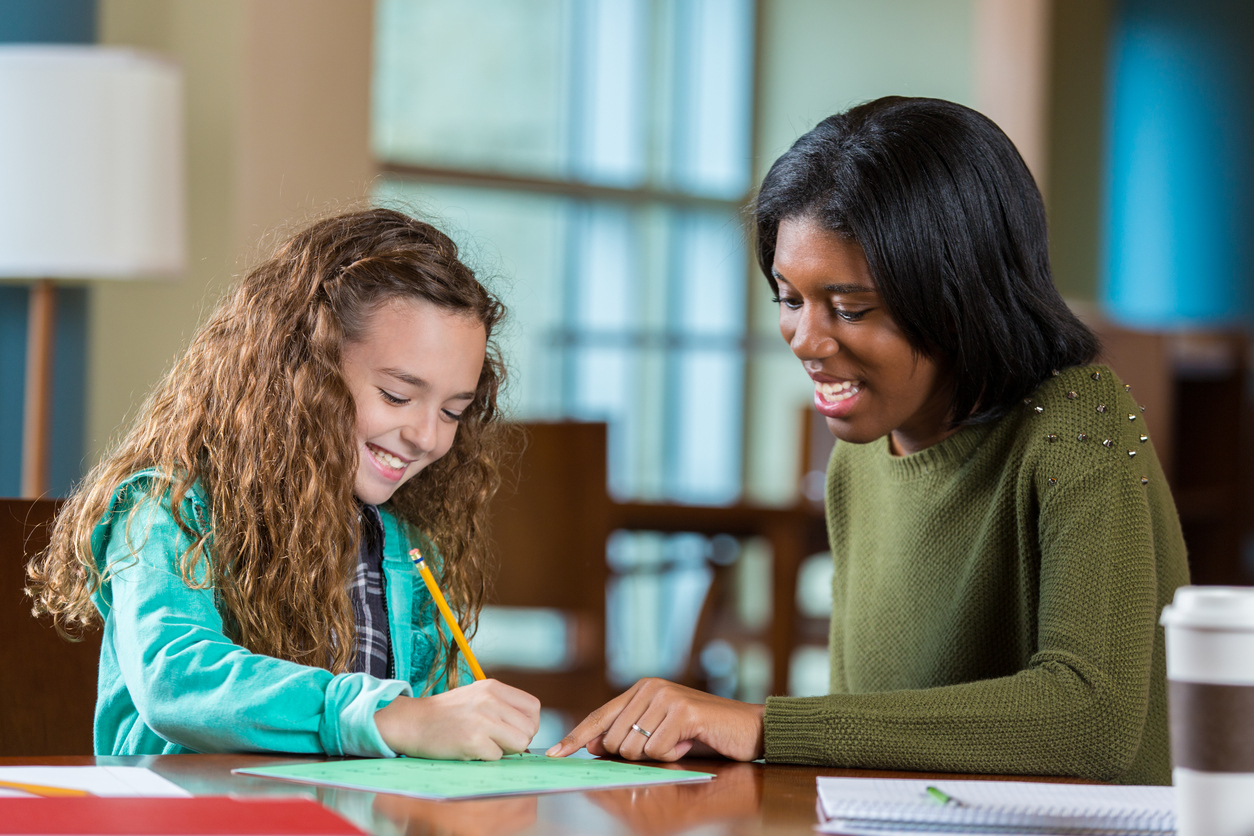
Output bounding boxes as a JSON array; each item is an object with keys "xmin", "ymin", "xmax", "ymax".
[{"xmin": 21, "ymin": 279, "xmax": 56, "ymax": 498}]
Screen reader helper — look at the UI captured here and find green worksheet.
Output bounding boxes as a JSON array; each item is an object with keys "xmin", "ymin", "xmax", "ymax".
[{"xmin": 234, "ymin": 753, "xmax": 715, "ymax": 800}]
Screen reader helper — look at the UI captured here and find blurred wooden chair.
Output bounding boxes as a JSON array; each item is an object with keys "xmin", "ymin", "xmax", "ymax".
[
  {"xmin": 482, "ymin": 420, "xmax": 828, "ymax": 710},
  {"xmin": 609, "ymin": 499, "xmax": 826, "ymax": 698},
  {"xmin": 0, "ymin": 498, "xmax": 99, "ymax": 755},
  {"xmin": 482, "ymin": 422, "xmax": 614, "ymax": 720},
  {"xmin": 1095, "ymin": 323, "xmax": 1251, "ymax": 584}
]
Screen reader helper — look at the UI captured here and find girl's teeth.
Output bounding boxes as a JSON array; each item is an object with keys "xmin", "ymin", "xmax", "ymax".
[
  {"xmin": 817, "ymin": 381, "xmax": 860, "ymax": 403},
  {"xmin": 371, "ymin": 446, "xmax": 404, "ymax": 470}
]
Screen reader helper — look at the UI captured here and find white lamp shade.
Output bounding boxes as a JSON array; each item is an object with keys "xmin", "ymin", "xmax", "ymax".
[{"xmin": 0, "ymin": 45, "xmax": 185, "ymax": 279}]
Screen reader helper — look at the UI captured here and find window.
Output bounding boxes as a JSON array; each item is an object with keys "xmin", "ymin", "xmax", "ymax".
[
  {"xmin": 373, "ymin": 0, "xmax": 759, "ymax": 692},
  {"xmin": 374, "ymin": 0, "xmax": 755, "ymax": 504}
]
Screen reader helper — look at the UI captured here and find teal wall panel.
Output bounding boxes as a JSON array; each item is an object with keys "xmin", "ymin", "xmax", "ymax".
[
  {"xmin": 0, "ymin": 289, "xmax": 26, "ymax": 496},
  {"xmin": 1103, "ymin": 0, "xmax": 1254, "ymax": 328},
  {"xmin": 0, "ymin": 0, "xmax": 96, "ymax": 43}
]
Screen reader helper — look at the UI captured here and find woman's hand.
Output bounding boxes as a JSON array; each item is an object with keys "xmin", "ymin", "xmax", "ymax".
[
  {"xmin": 545, "ymin": 678, "xmax": 765, "ymax": 762},
  {"xmin": 374, "ymin": 679, "xmax": 541, "ymax": 760}
]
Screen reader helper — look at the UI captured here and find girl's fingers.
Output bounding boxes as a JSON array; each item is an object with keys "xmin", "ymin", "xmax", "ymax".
[
  {"xmin": 488, "ymin": 719, "xmax": 534, "ymax": 756},
  {"xmin": 493, "ymin": 707, "xmax": 536, "ymax": 747},
  {"xmin": 490, "ymin": 680, "xmax": 543, "ymax": 720},
  {"xmin": 468, "ymin": 736, "xmax": 507, "ymax": 761}
]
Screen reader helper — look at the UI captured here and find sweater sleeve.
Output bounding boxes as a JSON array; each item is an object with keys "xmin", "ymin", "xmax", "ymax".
[
  {"xmin": 763, "ymin": 460, "xmax": 1159, "ymax": 781},
  {"xmin": 102, "ymin": 489, "xmax": 412, "ymax": 756}
]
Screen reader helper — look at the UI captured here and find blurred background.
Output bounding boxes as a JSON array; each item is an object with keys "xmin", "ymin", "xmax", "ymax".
[{"xmin": 2, "ymin": 0, "xmax": 1252, "ymax": 746}]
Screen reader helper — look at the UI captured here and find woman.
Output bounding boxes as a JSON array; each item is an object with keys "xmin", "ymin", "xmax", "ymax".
[{"xmin": 547, "ymin": 97, "xmax": 1188, "ymax": 785}]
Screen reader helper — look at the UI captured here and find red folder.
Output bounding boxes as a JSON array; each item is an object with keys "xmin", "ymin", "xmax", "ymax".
[{"xmin": 0, "ymin": 797, "xmax": 366, "ymax": 836}]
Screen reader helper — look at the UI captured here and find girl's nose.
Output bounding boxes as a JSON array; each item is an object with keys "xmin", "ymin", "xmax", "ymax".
[{"xmin": 400, "ymin": 409, "xmax": 438, "ymax": 454}]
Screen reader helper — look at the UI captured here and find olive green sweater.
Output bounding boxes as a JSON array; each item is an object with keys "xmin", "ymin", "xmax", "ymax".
[{"xmin": 763, "ymin": 365, "xmax": 1189, "ymax": 784}]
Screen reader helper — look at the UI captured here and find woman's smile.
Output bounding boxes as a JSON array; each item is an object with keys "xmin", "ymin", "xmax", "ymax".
[{"xmin": 811, "ymin": 373, "xmax": 863, "ymax": 417}]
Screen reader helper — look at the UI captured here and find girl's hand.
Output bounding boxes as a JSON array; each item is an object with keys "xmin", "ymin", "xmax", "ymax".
[
  {"xmin": 545, "ymin": 678, "xmax": 765, "ymax": 762},
  {"xmin": 374, "ymin": 679, "xmax": 541, "ymax": 760}
]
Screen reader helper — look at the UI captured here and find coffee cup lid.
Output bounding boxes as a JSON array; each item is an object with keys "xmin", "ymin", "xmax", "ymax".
[{"xmin": 1161, "ymin": 586, "xmax": 1254, "ymax": 631}]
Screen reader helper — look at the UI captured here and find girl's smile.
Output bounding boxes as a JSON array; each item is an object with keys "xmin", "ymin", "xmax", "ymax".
[
  {"xmin": 773, "ymin": 216, "xmax": 954, "ymax": 455},
  {"xmin": 365, "ymin": 442, "xmax": 412, "ymax": 480},
  {"xmin": 341, "ymin": 298, "xmax": 487, "ymax": 505}
]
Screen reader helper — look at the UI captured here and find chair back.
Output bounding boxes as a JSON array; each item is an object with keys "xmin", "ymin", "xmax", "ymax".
[
  {"xmin": 0, "ymin": 499, "xmax": 100, "ymax": 755},
  {"xmin": 0, "ymin": 501, "xmax": 100, "ymax": 762},
  {"xmin": 483, "ymin": 422, "xmax": 613, "ymax": 719}
]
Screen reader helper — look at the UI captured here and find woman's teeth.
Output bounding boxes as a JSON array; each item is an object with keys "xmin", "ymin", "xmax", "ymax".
[
  {"xmin": 369, "ymin": 445, "xmax": 406, "ymax": 471},
  {"xmin": 817, "ymin": 380, "xmax": 860, "ymax": 403}
]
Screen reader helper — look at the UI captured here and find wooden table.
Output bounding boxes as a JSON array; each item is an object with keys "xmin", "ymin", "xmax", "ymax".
[{"xmin": 2, "ymin": 755, "xmax": 1083, "ymax": 835}]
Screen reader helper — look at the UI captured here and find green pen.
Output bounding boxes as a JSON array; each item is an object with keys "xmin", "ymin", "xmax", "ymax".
[{"xmin": 925, "ymin": 785, "xmax": 965, "ymax": 807}]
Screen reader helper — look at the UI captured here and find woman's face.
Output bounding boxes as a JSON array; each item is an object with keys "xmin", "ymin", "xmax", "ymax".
[
  {"xmin": 773, "ymin": 216, "xmax": 954, "ymax": 455},
  {"xmin": 341, "ymin": 298, "xmax": 487, "ymax": 505}
]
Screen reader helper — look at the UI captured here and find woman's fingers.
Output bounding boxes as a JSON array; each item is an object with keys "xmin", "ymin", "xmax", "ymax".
[
  {"xmin": 546, "ymin": 678, "xmax": 767, "ymax": 762},
  {"xmin": 546, "ymin": 684, "xmax": 639, "ymax": 757},
  {"xmin": 583, "ymin": 733, "xmax": 609, "ymax": 756},
  {"xmin": 608, "ymin": 688, "xmax": 671, "ymax": 761},
  {"xmin": 611, "ymin": 684, "xmax": 699, "ymax": 762},
  {"xmin": 598, "ymin": 680, "xmax": 661, "ymax": 757}
]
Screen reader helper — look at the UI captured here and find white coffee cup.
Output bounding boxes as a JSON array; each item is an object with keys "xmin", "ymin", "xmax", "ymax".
[{"xmin": 1161, "ymin": 586, "xmax": 1254, "ymax": 836}]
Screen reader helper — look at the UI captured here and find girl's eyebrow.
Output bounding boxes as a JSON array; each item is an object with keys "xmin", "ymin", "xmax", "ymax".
[
  {"xmin": 381, "ymin": 367, "xmax": 476, "ymax": 401},
  {"xmin": 381, "ymin": 367, "xmax": 426, "ymax": 388}
]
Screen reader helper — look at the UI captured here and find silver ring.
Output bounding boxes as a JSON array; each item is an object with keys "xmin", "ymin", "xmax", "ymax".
[{"xmin": 630, "ymin": 723, "xmax": 652, "ymax": 739}]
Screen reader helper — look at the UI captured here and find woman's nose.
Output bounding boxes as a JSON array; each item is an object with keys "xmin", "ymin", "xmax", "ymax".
[{"xmin": 790, "ymin": 306, "xmax": 838, "ymax": 360}]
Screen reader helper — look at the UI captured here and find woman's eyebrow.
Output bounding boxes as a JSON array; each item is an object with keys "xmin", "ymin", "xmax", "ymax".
[{"xmin": 771, "ymin": 269, "xmax": 874, "ymax": 294}]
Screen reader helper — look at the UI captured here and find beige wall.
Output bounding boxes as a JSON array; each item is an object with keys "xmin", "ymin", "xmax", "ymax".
[
  {"xmin": 88, "ymin": 0, "xmax": 374, "ymax": 461},
  {"xmin": 974, "ymin": 0, "xmax": 1051, "ymax": 193}
]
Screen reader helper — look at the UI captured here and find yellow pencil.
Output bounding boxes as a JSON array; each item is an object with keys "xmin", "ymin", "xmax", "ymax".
[
  {"xmin": 409, "ymin": 548, "xmax": 486, "ymax": 682},
  {"xmin": 0, "ymin": 780, "xmax": 91, "ymax": 797}
]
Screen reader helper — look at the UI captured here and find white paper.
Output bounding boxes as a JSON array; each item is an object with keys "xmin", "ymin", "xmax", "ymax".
[
  {"xmin": 0, "ymin": 766, "xmax": 190, "ymax": 797},
  {"xmin": 816, "ymin": 777, "xmax": 1174, "ymax": 833}
]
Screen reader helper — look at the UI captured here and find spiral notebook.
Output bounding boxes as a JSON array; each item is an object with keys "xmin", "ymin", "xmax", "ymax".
[{"xmin": 816, "ymin": 777, "xmax": 1175, "ymax": 835}]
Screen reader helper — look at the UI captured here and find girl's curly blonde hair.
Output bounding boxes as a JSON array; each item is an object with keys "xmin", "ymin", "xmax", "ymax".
[{"xmin": 27, "ymin": 207, "xmax": 507, "ymax": 687}]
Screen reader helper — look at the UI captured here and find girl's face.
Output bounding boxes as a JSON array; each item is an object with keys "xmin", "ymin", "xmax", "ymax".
[
  {"xmin": 341, "ymin": 298, "xmax": 487, "ymax": 505},
  {"xmin": 773, "ymin": 215, "xmax": 954, "ymax": 456}
]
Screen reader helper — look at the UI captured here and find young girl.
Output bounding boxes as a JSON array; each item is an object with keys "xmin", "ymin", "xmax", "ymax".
[
  {"xmin": 28, "ymin": 208, "xmax": 540, "ymax": 760},
  {"xmin": 548, "ymin": 97, "xmax": 1190, "ymax": 785}
]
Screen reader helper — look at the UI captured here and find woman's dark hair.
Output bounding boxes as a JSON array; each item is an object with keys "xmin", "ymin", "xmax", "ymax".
[{"xmin": 754, "ymin": 96, "xmax": 1098, "ymax": 426}]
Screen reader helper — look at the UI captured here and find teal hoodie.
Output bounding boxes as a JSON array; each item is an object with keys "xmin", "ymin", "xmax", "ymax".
[{"xmin": 90, "ymin": 470, "xmax": 466, "ymax": 757}]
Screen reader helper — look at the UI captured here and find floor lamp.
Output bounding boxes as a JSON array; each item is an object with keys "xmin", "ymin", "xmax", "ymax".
[{"xmin": 0, "ymin": 46, "xmax": 185, "ymax": 498}]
